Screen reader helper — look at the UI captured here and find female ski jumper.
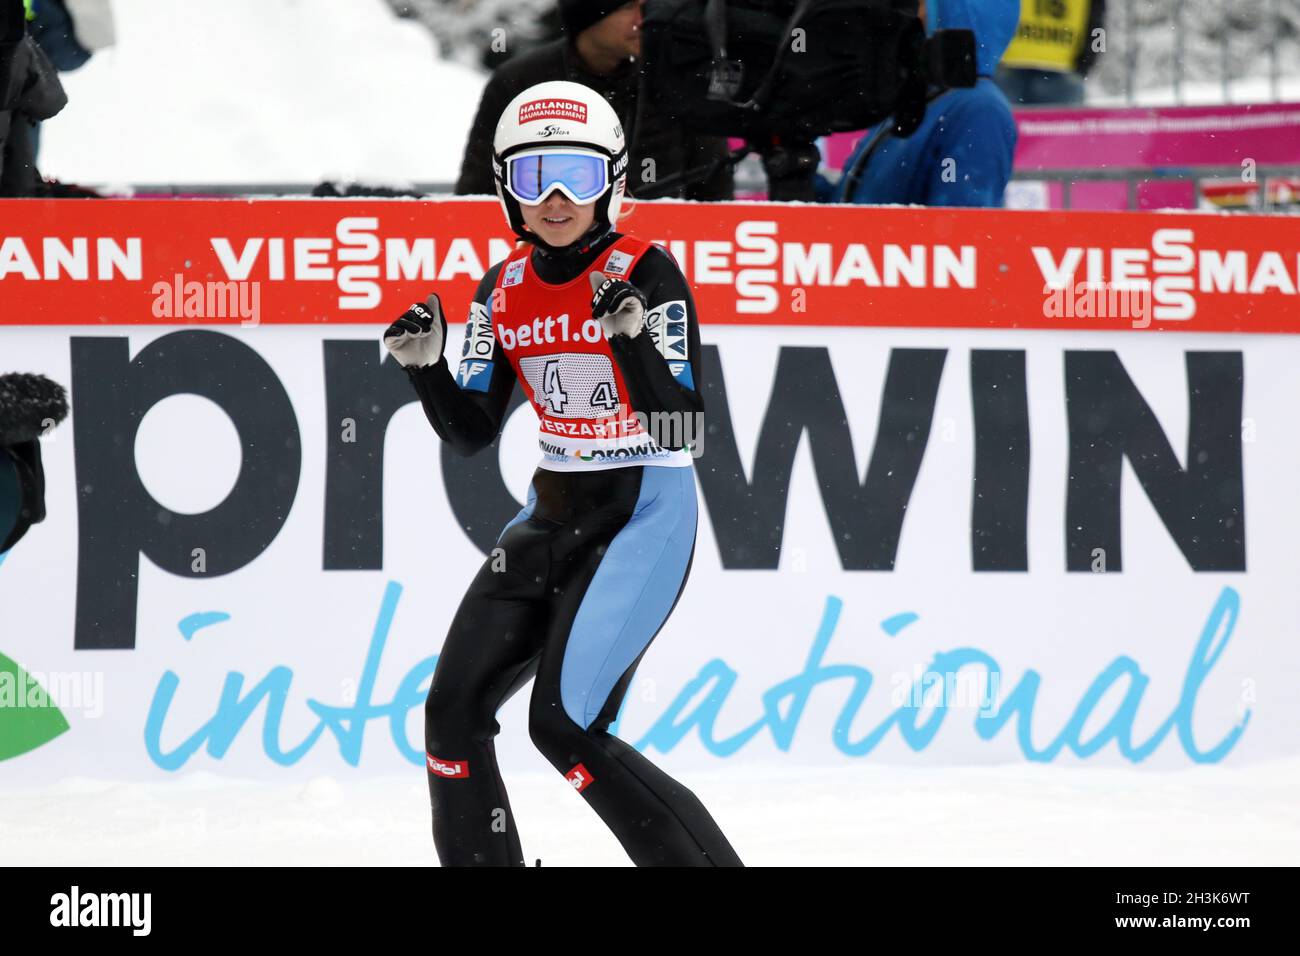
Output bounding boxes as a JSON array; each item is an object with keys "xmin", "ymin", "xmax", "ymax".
[{"xmin": 399, "ymin": 229, "xmax": 743, "ymax": 867}]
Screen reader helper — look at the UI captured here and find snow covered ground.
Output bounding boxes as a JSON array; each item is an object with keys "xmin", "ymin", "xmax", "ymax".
[
  {"xmin": 3, "ymin": 757, "xmax": 1298, "ymax": 866},
  {"xmin": 38, "ymin": 0, "xmax": 486, "ymax": 187}
]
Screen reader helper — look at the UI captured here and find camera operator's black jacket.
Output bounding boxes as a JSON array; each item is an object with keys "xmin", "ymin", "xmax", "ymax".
[
  {"xmin": 454, "ymin": 37, "xmax": 733, "ymax": 201},
  {"xmin": 1, "ymin": 1, "xmax": 68, "ymax": 197}
]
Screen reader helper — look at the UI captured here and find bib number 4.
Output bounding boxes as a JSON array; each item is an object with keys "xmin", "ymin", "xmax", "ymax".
[
  {"xmin": 540, "ymin": 360, "xmax": 619, "ymax": 415},
  {"xmin": 542, "ymin": 360, "xmax": 569, "ymax": 413},
  {"xmin": 589, "ymin": 381, "xmax": 618, "ymax": 412}
]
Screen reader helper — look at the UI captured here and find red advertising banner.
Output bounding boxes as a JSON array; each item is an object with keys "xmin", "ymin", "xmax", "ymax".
[{"xmin": 1, "ymin": 198, "xmax": 1297, "ymax": 333}]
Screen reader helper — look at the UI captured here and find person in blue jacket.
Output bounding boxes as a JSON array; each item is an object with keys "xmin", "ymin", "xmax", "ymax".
[{"xmin": 814, "ymin": 0, "xmax": 1020, "ymax": 208}]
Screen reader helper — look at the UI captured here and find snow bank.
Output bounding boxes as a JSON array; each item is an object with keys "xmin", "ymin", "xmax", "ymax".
[
  {"xmin": 3, "ymin": 758, "xmax": 1299, "ymax": 865},
  {"xmin": 38, "ymin": 0, "xmax": 486, "ymax": 187}
]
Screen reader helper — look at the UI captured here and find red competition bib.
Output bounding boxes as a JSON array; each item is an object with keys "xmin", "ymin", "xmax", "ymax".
[{"xmin": 458, "ymin": 235, "xmax": 694, "ymax": 472}]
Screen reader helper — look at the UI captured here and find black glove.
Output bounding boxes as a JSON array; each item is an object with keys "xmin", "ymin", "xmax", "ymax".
[
  {"xmin": 383, "ymin": 294, "xmax": 447, "ymax": 369},
  {"xmin": 589, "ymin": 270, "xmax": 647, "ymax": 339}
]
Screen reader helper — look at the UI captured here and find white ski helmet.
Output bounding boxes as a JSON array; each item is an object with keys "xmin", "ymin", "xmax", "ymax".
[{"xmin": 491, "ymin": 80, "xmax": 629, "ymax": 251}]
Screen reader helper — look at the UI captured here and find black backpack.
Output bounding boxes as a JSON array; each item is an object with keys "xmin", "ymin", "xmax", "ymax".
[{"xmin": 641, "ymin": 0, "xmax": 975, "ymax": 141}]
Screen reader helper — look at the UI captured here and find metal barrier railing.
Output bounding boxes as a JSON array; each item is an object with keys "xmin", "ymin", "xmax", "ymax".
[
  {"xmin": 1010, "ymin": 164, "xmax": 1300, "ymax": 211},
  {"xmin": 1113, "ymin": 0, "xmax": 1289, "ymax": 105}
]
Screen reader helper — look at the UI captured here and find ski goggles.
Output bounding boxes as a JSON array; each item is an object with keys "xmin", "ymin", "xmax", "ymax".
[{"xmin": 502, "ymin": 148, "xmax": 611, "ymax": 206}]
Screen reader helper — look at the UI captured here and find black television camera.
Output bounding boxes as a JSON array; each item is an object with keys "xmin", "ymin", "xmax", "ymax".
[{"xmin": 638, "ymin": 0, "xmax": 977, "ymax": 200}]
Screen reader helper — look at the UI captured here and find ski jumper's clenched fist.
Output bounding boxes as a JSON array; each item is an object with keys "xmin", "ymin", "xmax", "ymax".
[
  {"xmin": 589, "ymin": 270, "xmax": 647, "ymax": 339},
  {"xmin": 383, "ymin": 294, "xmax": 447, "ymax": 368}
]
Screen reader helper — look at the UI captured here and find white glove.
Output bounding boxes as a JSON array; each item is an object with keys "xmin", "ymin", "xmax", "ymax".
[
  {"xmin": 383, "ymin": 294, "xmax": 446, "ymax": 368},
  {"xmin": 589, "ymin": 271, "xmax": 647, "ymax": 339}
]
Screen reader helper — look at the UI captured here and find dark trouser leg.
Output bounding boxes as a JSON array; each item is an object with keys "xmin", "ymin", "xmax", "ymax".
[
  {"xmin": 528, "ymin": 467, "xmax": 744, "ymax": 866},
  {"xmin": 425, "ymin": 516, "xmax": 550, "ymax": 866}
]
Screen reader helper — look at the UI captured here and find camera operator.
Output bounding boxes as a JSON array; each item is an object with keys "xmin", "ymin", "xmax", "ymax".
[
  {"xmin": 24, "ymin": 0, "xmax": 115, "ymax": 161},
  {"xmin": 0, "ymin": 0, "xmax": 68, "ymax": 197},
  {"xmin": 814, "ymin": 0, "xmax": 1020, "ymax": 208},
  {"xmin": 454, "ymin": 0, "xmax": 734, "ymax": 201}
]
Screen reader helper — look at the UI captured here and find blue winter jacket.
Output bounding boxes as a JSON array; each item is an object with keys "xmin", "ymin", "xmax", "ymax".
[{"xmin": 815, "ymin": 0, "xmax": 1020, "ymax": 207}]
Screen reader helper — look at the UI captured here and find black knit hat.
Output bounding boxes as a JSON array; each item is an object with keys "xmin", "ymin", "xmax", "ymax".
[{"xmin": 557, "ymin": 0, "xmax": 631, "ymax": 37}]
